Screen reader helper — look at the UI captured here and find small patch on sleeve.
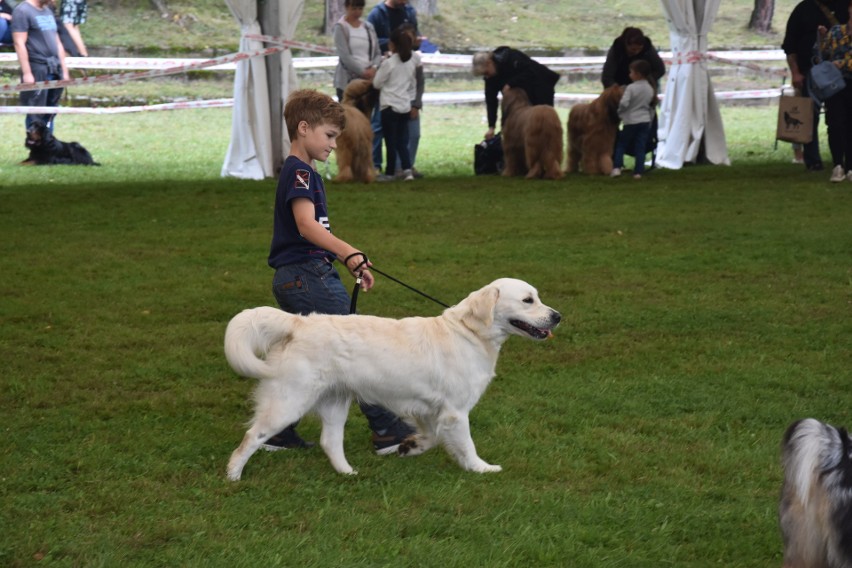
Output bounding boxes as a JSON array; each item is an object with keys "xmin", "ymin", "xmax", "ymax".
[{"xmin": 294, "ymin": 169, "xmax": 310, "ymax": 190}]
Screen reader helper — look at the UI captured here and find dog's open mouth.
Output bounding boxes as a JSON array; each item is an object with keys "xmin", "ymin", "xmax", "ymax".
[{"xmin": 510, "ymin": 319, "xmax": 553, "ymax": 340}]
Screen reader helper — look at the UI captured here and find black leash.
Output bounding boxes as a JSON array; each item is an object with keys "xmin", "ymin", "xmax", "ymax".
[{"xmin": 343, "ymin": 253, "xmax": 450, "ymax": 314}]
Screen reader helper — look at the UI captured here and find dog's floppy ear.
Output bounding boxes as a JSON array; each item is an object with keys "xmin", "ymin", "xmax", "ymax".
[{"xmin": 460, "ymin": 284, "xmax": 499, "ymax": 331}]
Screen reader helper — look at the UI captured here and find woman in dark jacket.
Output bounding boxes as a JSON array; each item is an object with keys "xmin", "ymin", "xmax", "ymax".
[
  {"xmin": 472, "ymin": 46, "xmax": 561, "ymax": 140},
  {"xmin": 601, "ymin": 27, "xmax": 666, "ymax": 88}
]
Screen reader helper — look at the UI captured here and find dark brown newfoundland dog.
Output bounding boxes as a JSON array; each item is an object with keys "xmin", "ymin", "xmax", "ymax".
[
  {"xmin": 566, "ymin": 85, "xmax": 624, "ymax": 175},
  {"xmin": 334, "ymin": 79, "xmax": 378, "ymax": 183},
  {"xmin": 500, "ymin": 87, "xmax": 564, "ymax": 180}
]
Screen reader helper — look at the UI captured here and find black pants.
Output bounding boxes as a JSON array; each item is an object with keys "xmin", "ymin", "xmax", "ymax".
[
  {"xmin": 824, "ymin": 83, "xmax": 852, "ymax": 171},
  {"xmin": 20, "ymin": 61, "xmax": 63, "ymax": 132},
  {"xmin": 380, "ymin": 107, "xmax": 411, "ymax": 176},
  {"xmin": 799, "ymin": 80, "xmax": 823, "ymax": 168}
]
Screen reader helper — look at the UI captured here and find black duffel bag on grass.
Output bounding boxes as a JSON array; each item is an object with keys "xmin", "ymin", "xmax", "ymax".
[{"xmin": 474, "ymin": 133, "xmax": 504, "ymax": 175}]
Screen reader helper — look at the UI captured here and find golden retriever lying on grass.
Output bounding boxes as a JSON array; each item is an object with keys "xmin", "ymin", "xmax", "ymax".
[
  {"xmin": 224, "ymin": 278, "xmax": 561, "ymax": 480},
  {"xmin": 500, "ymin": 87, "xmax": 564, "ymax": 179}
]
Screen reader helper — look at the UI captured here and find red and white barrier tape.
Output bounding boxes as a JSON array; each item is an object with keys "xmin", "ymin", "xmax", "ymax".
[
  {"xmin": 0, "ymin": 98, "xmax": 234, "ymax": 115},
  {"xmin": 243, "ymin": 33, "xmax": 336, "ymax": 55},
  {"xmin": 704, "ymin": 53, "xmax": 787, "ymax": 77},
  {"xmin": 0, "ymin": 47, "xmax": 790, "ymax": 76},
  {"xmin": 0, "ymin": 34, "xmax": 333, "ymax": 93},
  {"xmin": 0, "ymin": 88, "xmax": 787, "ymax": 115},
  {"xmin": 0, "ymin": 41, "xmax": 791, "ymax": 114},
  {"xmin": 0, "ymin": 45, "xmax": 284, "ymax": 94}
]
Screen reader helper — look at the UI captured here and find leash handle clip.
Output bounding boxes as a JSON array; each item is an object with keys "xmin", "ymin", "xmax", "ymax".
[{"xmin": 344, "ymin": 252, "xmax": 369, "ymax": 315}]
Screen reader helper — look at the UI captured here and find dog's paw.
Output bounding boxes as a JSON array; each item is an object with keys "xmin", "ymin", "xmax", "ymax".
[
  {"xmin": 471, "ymin": 463, "xmax": 502, "ymax": 473},
  {"xmin": 226, "ymin": 469, "xmax": 242, "ymax": 481}
]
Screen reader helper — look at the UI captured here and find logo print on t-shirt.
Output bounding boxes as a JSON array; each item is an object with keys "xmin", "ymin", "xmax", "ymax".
[{"xmin": 295, "ymin": 169, "xmax": 310, "ymax": 190}]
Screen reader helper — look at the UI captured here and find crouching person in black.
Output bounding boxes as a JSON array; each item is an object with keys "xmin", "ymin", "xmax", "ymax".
[{"xmin": 472, "ymin": 47, "xmax": 560, "ymax": 141}]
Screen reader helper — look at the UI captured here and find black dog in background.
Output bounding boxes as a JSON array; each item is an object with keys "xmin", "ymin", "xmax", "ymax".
[
  {"xmin": 779, "ymin": 418, "xmax": 852, "ymax": 568},
  {"xmin": 22, "ymin": 121, "xmax": 99, "ymax": 166}
]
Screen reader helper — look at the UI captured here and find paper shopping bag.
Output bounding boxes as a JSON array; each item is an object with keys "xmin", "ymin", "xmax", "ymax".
[{"xmin": 776, "ymin": 96, "xmax": 813, "ymax": 144}]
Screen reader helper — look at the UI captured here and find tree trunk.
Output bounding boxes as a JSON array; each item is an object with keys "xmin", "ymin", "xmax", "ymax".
[
  {"xmin": 412, "ymin": 0, "xmax": 439, "ymax": 17},
  {"xmin": 149, "ymin": 0, "xmax": 170, "ymax": 19},
  {"xmin": 747, "ymin": 0, "xmax": 774, "ymax": 33},
  {"xmin": 324, "ymin": 0, "xmax": 345, "ymax": 35}
]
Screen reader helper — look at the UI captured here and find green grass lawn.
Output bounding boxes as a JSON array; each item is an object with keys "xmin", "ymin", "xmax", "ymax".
[{"xmin": 1, "ymin": 104, "xmax": 850, "ymax": 567}]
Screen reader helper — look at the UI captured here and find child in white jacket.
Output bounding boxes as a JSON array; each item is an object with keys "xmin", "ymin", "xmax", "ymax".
[
  {"xmin": 611, "ymin": 59, "xmax": 657, "ymax": 180},
  {"xmin": 372, "ymin": 26, "xmax": 417, "ymax": 181}
]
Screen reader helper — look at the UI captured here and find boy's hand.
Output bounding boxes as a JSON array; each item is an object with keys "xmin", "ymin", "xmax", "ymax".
[
  {"xmin": 358, "ymin": 269, "xmax": 375, "ymax": 291},
  {"xmin": 344, "ymin": 252, "xmax": 374, "ymax": 291}
]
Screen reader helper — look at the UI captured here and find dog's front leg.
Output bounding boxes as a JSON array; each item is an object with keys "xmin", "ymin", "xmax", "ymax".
[
  {"xmin": 438, "ymin": 411, "xmax": 501, "ymax": 473},
  {"xmin": 316, "ymin": 396, "xmax": 357, "ymax": 475}
]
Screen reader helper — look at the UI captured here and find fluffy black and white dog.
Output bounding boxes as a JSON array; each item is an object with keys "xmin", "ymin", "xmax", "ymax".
[
  {"xmin": 22, "ymin": 121, "xmax": 99, "ymax": 166},
  {"xmin": 779, "ymin": 418, "xmax": 852, "ymax": 568}
]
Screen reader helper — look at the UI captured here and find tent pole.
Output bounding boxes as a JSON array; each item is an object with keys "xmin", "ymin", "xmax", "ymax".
[{"xmin": 259, "ymin": 0, "xmax": 283, "ymax": 174}]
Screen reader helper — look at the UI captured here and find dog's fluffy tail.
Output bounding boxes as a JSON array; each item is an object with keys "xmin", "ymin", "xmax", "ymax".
[
  {"xmin": 224, "ymin": 307, "xmax": 294, "ymax": 380},
  {"xmin": 780, "ymin": 418, "xmax": 852, "ymax": 567}
]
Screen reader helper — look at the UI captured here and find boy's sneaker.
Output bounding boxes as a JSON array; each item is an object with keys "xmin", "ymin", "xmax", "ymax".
[
  {"xmin": 261, "ymin": 428, "xmax": 315, "ymax": 452},
  {"xmin": 830, "ymin": 165, "xmax": 845, "ymax": 182},
  {"xmin": 610, "ymin": 168, "xmax": 622, "ymax": 178},
  {"xmin": 402, "ymin": 168, "xmax": 415, "ymax": 181},
  {"xmin": 372, "ymin": 420, "xmax": 416, "ymax": 455},
  {"xmin": 846, "ymin": 170, "xmax": 852, "ymax": 181},
  {"xmin": 633, "ymin": 173, "xmax": 642, "ymax": 180},
  {"xmin": 376, "ymin": 173, "xmax": 396, "ymax": 182},
  {"xmin": 411, "ymin": 168, "xmax": 425, "ymax": 179}
]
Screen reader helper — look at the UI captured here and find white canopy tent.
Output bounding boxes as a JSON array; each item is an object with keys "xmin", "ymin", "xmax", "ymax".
[
  {"xmin": 221, "ymin": 0, "xmax": 304, "ymax": 179},
  {"xmin": 656, "ymin": 0, "xmax": 730, "ymax": 168}
]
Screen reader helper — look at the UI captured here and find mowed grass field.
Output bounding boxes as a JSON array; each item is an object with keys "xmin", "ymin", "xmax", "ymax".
[{"xmin": 1, "ymin": 104, "xmax": 850, "ymax": 567}]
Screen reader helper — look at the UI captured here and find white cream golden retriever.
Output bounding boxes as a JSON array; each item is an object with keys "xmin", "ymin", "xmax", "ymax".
[{"xmin": 225, "ymin": 278, "xmax": 561, "ymax": 480}]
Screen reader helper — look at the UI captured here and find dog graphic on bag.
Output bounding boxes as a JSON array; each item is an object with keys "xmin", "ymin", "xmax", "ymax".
[{"xmin": 784, "ymin": 111, "xmax": 804, "ymax": 129}]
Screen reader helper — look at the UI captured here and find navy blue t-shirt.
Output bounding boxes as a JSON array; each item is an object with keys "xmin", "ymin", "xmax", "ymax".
[{"xmin": 268, "ymin": 156, "xmax": 335, "ymax": 268}]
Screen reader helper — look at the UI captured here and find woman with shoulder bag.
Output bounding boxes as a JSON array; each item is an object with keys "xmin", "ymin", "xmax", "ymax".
[
  {"xmin": 818, "ymin": 0, "xmax": 852, "ymax": 182},
  {"xmin": 332, "ymin": 0, "xmax": 381, "ymax": 102}
]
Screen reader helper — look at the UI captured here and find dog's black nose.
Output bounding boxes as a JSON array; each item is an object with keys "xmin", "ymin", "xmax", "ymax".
[{"xmin": 550, "ymin": 311, "xmax": 561, "ymax": 324}]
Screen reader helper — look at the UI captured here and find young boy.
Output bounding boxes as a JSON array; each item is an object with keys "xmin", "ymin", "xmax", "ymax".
[
  {"xmin": 263, "ymin": 89, "xmax": 415, "ymax": 454},
  {"xmin": 611, "ymin": 59, "xmax": 656, "ymax": 180}
]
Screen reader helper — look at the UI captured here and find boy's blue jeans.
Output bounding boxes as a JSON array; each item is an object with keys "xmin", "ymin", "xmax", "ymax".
[
  {"xmin": 272, "ymin": 258, "xmax": 400, "ymax": 433},
  {"xmin": 614, "ymin": 121, "xmax": 652, "ymax": 175}
]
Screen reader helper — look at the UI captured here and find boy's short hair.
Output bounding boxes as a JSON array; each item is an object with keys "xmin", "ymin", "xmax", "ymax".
[
  {"xmin": 284, "ymin": 89, "xmax": 346, "ymax": 140},
  {"xmin": 344, "ymin": 0, "xmax": 366, "ymax": 6},
  {"xmin": 628, "ymin": 59, "xmax": 652, "ymax": 76}
]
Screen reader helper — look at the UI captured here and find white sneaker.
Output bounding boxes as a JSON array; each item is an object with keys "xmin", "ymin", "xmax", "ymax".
[
  {"xmin": 402, "ymin": 168, "xmax": 415, "ymax": 181},
  {"xmin": 830, "ymin": 165, "xmax": 845, "ymax": 182},
  {"xmin": 610, "ymin": 168, "xmax": 622, "ymax": 178},
  {"xmin": 846, "ymin": 170, "xmax": 852, "ymax": 181}
]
